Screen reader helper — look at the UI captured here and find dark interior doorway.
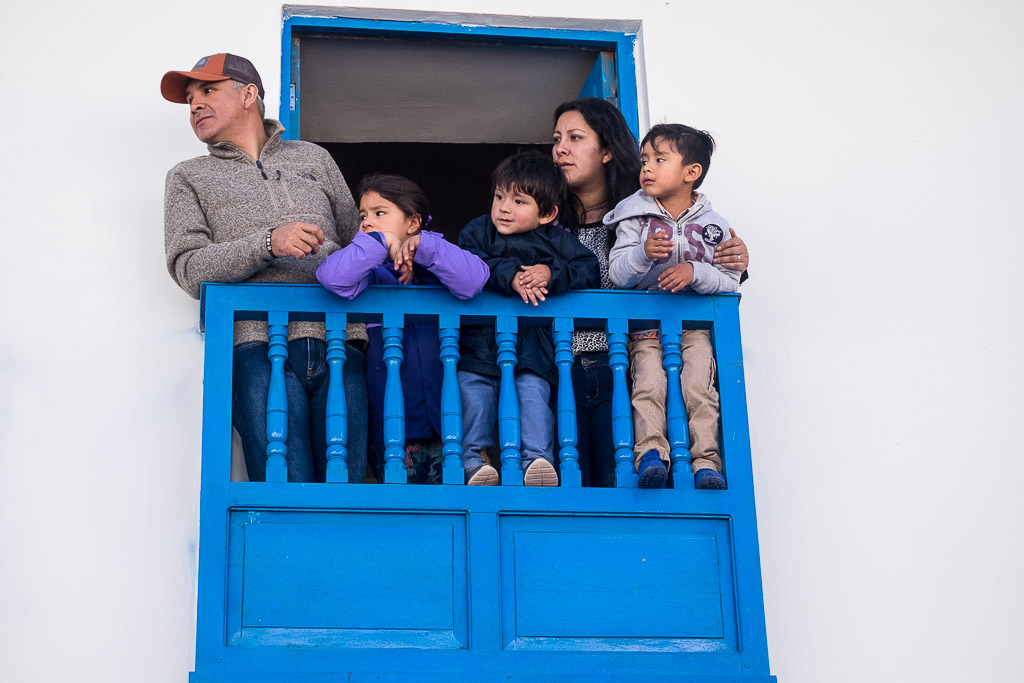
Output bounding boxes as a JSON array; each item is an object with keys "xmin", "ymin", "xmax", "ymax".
[{"xmin": 316, "ymin": 142, "xmax": 550, "ymax": 241}]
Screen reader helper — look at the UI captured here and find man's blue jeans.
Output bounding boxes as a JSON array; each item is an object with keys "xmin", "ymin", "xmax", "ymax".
[
  {"xmin": 457, "ymin": 369, "xmax": 554, "ymax": 471},
  {"xmin": 232, "ymin": 338, "xmax": 368, "ymax": 483}
]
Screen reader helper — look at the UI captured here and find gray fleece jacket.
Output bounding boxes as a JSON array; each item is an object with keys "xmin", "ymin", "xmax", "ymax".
[
  {"xmin": 606, "ymin": 190, "xmax": 740, "ymax": 294},
  {"xmin": 164, "ymin": 119, "xmax": 363, "ymax": 344}
]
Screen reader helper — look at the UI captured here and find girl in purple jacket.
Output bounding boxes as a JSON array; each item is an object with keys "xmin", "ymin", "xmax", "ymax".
[{"xmin": 316, "ymin": 174, "xmax": 490, "ymax": 483}]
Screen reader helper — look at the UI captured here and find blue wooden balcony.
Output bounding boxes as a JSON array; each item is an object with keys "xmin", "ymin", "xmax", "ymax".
[{"xmin": 190, "ymin": 283, "xmax": 776, "ymax": 682}]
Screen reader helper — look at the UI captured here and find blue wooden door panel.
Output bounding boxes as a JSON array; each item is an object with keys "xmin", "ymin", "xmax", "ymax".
[
  {"xmin": 242, "ymin": 526, "xmax": 455, "ymax": 629},
  {"xmin": 509, "ymin": 532, "xmax": 723, "ymax": 638},
  {"xmin": 228, "ymin": 510, "xmax": 468, "ymax": 648},
  {"xmin": 498, "ymin": 514, "xmax": 735, "ymax": 651}
]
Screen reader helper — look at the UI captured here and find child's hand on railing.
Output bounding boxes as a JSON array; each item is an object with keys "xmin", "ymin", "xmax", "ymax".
[
  {"xmin": 512, "ymin": 264, "xmax": 550, "ymax": 306},
  {"xmin": 511, "ymin": 276, "xmax": 548, "ymax": 306},
  {"xmin": 517, "ymin": 264, "xmax": 550, "ymax": 289},
  {"xmin": 657, "ymin": 263, "xmax": 695, "ymax": 292},
  {"xmin": 394, "ymin": 235, "xmax": 420, "ymax": 285},
  {"xmin": 369, "ymin": 230, "xmax": 403, "ymax": 264}
]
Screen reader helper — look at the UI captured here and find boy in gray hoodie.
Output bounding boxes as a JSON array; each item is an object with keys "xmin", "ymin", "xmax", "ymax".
[{"xmin": 606, "ymin": 124, "xmax": 740, "ymax": 489}]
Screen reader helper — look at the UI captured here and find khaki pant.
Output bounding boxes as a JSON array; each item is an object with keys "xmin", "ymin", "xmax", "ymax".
[{"xmin": 628, "ymin": 330, "xmax": 722, "ymax": 473}]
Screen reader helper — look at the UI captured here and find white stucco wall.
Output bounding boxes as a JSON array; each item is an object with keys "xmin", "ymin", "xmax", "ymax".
[{"xmin": 1, "ymin": 2, "xmax": 1021, "ymax": 681}]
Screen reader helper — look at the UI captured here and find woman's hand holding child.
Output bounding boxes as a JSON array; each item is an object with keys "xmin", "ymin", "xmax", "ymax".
[{"xmin": 711, "ymin": 228, "xmax": 749, "ymax": 271}]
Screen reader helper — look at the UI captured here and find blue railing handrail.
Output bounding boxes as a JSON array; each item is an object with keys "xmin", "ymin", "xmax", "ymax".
[{"xmin": 200, "ymin": 282, "xmax": 739, "ymax": 328}]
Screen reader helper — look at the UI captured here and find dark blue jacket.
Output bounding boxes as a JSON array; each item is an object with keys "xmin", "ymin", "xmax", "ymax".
[
  {"xmin": 364, "ymin": 265, "xmax": 445, "ymax": 443},
  {"xmin": 456, "ymin": 215, "xmax": 600, "ymax": 385}
]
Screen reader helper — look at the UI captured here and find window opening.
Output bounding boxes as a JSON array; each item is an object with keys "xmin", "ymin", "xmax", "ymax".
[{"xmin": 282, "ymin": 13, "xmax": 639, "ymax": 240}]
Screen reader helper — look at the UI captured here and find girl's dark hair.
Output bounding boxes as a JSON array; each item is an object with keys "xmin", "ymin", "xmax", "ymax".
[
  {"xmin": 553, "ymin": 98, "xmax": 641, "ymax": 229},
  {"xmin": 491, "ymin": 150, "xmax": 567, "ymax": 218},
  {"xmin": 356, "ymin": 173, "xmax": 431, "ymax": 229}
]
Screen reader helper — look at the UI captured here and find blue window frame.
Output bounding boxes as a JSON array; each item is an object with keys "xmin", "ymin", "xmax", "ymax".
[{"xmin": 279, "ymin": 12, "xmax": 641, "ymax": 141}]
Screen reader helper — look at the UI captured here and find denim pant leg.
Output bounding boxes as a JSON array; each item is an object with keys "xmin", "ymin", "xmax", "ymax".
[
  {"xmin": 515, "ymin": 371, "xmax": 554, "ymax": 469},
  {"xmin": 458, "ymin": 370, "xmax": 498, "ymax": 470},
  {"xmin": 233, "ymin": 342, "xmax": 273, "ymax": 482},
  {"xmin": 283, "ymin": 339, "xmax": 319, "ymax": 482},
  {"xmin": 232, "ymin": 340, "xmax": 315, "ymax": 483},
  {"xmin": 572, "ymin": 353, "xmax": 617, "ymax": 488},
  {"xmin": 342, "ymin": 342, "xmax": 368, "ymax": 483},
  {"xmin": 301, "ymin": 339, "xmax": 367, "ymax": 484}
]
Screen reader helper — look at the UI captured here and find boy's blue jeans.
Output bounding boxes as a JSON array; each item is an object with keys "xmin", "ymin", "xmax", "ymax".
[
  {"xmin": 457, "ymin": 369, "xmax": 554, "ymax": 471},
  {"xmin": 232, "ymin": 338, "xmax": 368, "ymax": 483}
]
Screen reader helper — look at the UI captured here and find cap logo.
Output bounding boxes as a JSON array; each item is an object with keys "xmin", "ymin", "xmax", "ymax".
[
  {"xmin": 193, "ymin": 56, "xmax": 210, "ymax": 69},
  {"xmin": 702, "ymin": 224, "xmax": 724, "ymax": 246}
]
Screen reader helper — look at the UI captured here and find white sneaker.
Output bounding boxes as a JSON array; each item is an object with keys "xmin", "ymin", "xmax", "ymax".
[
  {"xmin": 466, "ymin": 464, "xmax": 499, "ymax": 486},
  {"xmin": 523, "ymin": 458, "xmax": 559, "ymax": 487}
]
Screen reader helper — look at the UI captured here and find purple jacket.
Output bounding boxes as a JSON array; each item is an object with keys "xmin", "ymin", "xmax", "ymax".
[
  {"xmin": 317, "ymin": 230, "xmax": 489, "ymax": 301},
  {"xmin": 316, "ymin": 230, "xmax": 489, "ymax": 442}
]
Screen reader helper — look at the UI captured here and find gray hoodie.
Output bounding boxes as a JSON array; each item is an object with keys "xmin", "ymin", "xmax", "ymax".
[{"xmin": 605, "ymin": 190, "xmax": 740, "ymax": 294}]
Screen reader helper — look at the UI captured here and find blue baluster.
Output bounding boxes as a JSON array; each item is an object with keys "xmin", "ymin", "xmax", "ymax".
[
  {"xmin": 496, "ymin": 316, "xmax": 523, "ymax": 486},
  {"xmin": 607, "ymin": 318, "xmax": 638, "ymax": 488},
  {"xmin": 382, "ymin": 313, "xmax": 407, "ymax": 484},
  {"xmin": 553, "ymin": 318, "xmax": 580, "ymax": 487},
  {"xmin": 324, "ymin": 313, "xmax": 349, "ymax": 484},
  {"xmin": 661, "ymin": 320, "xmax": 693, "ymax": 489},
  {"xmin": 265, "ymin": 311, "xmax": 289, "ymax": 483},
  {"xmin": 438, "ymin": 315, "xmax": 463, "ymax": 485}
]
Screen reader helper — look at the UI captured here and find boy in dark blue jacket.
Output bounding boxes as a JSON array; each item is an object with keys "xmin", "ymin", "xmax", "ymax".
[{"xmin": 457, "ymin": 151, "xmax": 599, "ymax": 486}]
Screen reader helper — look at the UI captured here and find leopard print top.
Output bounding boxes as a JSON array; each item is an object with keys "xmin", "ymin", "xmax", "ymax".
[{"xmin": 572, "ymin": 222, "xmax": 613, "ymax": 356}]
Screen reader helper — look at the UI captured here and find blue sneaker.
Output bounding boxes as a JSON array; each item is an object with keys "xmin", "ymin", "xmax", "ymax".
[
  {"xmin": 694, "ymin": 468, "xmax": 726, "ymax": 490},
  {"xmin": 637, "ymin": 450, "xmax": 668, "ymax": 489}
]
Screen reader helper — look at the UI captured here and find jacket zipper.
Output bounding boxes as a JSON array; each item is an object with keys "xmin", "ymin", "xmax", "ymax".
[{"xmin": 255, "ymin": 160, "xmax": 281, "ymax": 212}]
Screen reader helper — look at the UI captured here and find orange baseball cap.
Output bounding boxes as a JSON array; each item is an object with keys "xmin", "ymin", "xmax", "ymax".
[{"xmin": 161, "ymin": 53, "xmax": 265, "ymax": 104}]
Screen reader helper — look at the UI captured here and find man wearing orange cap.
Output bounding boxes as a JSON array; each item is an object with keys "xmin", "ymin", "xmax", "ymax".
[{"xmin": 161, "ymin": 53, "xmax": 367, "ymax": 484}]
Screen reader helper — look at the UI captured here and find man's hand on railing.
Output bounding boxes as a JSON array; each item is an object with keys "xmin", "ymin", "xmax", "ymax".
[{"xmin": 271, "ymin": 222, "xmax": 326, "ymax": 259}]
